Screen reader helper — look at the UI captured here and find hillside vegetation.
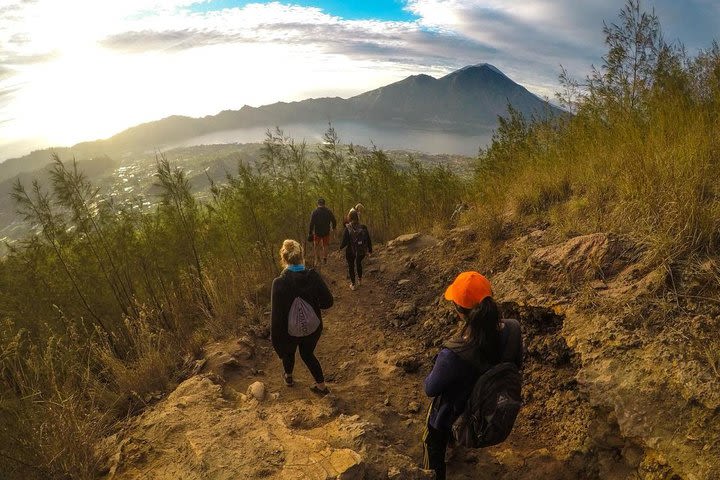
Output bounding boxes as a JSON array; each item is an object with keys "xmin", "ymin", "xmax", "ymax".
[
  {"xmin": 0, "ymin": 126, "xmax": 463, "ymax": 479},
  {"xmin": 1, "ymin": 1, "xmax": 719, "ymax": 478},
  {"xmin": 474, "ymin": 2, "xmax": 720, "ymax": 264}
]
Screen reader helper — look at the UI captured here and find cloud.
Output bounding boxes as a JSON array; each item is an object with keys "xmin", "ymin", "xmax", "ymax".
[
  {"xmin": 1, "ymin": 51, "xmax": 60, "ymax": 65},
  {"xmin": 100, "ymin": 29, "xmax": 252, "ymax": 52},
  {"xmin": 401, "ymin": 0, "xmax": 719, "ymax": 95},
  {"xmin": 0, "ymin": 66, "xmax": 14, "ymax": 81},
  {"xmin": 0, "ymin": 86, "xmax": 21, "ymax": 109},
  {"xmin": 96, "ymin": 2, "xmax": 500, "ymax": 76},
  {"xmin": 8, "ymin": 33, "xmax": 32, "ymax": 45},
  {"xmin": 2, "ymin": 0, "xmax": 719, "ymax": 159},
  {"xmin": 13, "ymin": 1, "xmax": 719, "ymax": 97},
  {"xmin": 0, "ymin": 1, "xmax": 36, "ymax": 18},
  {"xmin": 90, "ymin": 1, "xmax": 623, "ymax": 97}
]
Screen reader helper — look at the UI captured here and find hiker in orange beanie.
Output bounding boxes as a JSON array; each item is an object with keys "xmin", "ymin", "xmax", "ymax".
[{"xmin": 422, "ymin": 271, "xmax": 523, "ymax": 479}]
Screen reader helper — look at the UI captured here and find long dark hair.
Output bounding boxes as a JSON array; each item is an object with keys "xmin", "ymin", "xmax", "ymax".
[{"xmin": 458, "ymin": 297, "xmax": 501, "ymax": 363}]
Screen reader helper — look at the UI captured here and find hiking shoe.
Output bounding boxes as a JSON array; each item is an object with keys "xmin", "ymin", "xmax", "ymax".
[
  {"xmin": 283, "ymin": 373, "xmax": 294, "ymax": 387},
  {"xmin": 309, "ymin": 385, "xmax": 330, "ymax": 397},
  {"xmin": 349, "ymin": 283, "xmax": 356, "ymax": 291}
]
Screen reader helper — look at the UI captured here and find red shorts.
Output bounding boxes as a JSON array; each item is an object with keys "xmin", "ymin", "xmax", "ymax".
[{"xmin": 313, "ymin": 234, "xmax": 330, "ymax": 246}]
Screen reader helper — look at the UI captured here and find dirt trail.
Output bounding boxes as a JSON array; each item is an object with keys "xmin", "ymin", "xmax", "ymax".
[
  {"xmin": 225, "ymin": 242, "xmax": 587, "ymax": 479},
  {"xmin": 231, "ymin": 252, "xmax": 431, "ymax": 473}
]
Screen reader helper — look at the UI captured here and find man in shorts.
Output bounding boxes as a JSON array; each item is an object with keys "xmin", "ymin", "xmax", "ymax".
[{"xmin": 308, "ymin": 198, "xmax": 337, "ymax": 265}]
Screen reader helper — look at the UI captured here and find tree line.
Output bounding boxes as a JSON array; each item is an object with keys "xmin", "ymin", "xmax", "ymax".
[{"xmin": 0, "ymin": 126, "xmax": 464, "ymax": 479}]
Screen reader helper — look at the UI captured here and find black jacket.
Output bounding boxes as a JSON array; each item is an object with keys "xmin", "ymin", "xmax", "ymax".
[
  {"xmin": 270, "ymin": 268, "xmax": 333, "ymax": 355},
  {"xmin": 339, "ymin": 223, "xmax": 372, "ymax": 256},
  {"xmin": 309, "ymin": 206, "xmax": 337, "ymax": 237}
]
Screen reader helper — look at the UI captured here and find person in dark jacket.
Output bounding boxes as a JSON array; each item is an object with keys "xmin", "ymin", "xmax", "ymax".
[
  {"xmin": 271, "ymin": 239, "xmax": 333, "ymax": 395},
  {"xmin": 422, "ymin": 271, "xmax": 523, "ymax": 479},
  {"xmin": 308, "ymin": 198, "xmax": 337, "ymax": 266},
  {"xmin": 338, "ymin": 210, "xmax": 372, "ymax": 291}
]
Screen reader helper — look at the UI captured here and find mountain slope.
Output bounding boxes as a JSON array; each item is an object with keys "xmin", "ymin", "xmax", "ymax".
[
  {"xmin": 0, "ymin": 64, "xmax": 563, "ymax": 181},
  {"xmin": 347, "ymin": 64, "xmax": 558, "ymax": 127}
]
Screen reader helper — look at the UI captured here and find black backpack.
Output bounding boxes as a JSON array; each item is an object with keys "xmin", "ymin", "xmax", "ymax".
[
  {"xmin": 452, "ymin": 362, "xmax": 522, "ymax": 448},
  {"xmin": 347, "ymin": 224, "xmax": 367, "ymax": 256}
]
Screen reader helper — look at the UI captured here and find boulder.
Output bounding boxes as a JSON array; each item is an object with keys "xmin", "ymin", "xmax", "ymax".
[
  {"xmin": 387, "ymin": 233, "xmax": 422, "ymax": 249},
  {"xmin": 231, "ymin": 336, "xmax": 255, "ymax": 360},
  {"xmin": 386, "ymin": 233, "xmax": 438, "ymax": 252},
  {"xmin": 334, "ymin": 450, "xmax": 366, "ymax": 479},
  {"xmin": 219, "ymin": 355, "xmax": 242, "ymax": 373},
  {"xmin": 528, "ymin": 233, "xmax": 633, "ymax": 282},
  {"xmin": 396, "ymin": 355, "xmax": 422, "ymax": 374}
]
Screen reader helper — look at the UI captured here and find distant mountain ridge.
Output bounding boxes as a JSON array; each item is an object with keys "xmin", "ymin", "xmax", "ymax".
[{"xmin": 0, "ymin": 64, "xmax": 563, "ymax": 181}]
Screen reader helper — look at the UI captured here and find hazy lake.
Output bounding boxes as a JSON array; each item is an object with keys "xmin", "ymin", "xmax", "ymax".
[{"xmin": 172, "ymin": 121, "xmax": 492, "ymax": 156}]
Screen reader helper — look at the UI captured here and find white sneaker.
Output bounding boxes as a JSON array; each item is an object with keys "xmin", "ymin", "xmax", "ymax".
[{"xmin": 349, "ymin": 283, "xmax": 356, "ymax": 291}]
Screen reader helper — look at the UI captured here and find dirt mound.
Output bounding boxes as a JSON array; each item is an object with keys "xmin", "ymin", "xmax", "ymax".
[
  {"xmin": 500, "ymin": 229, "xmax": 720, "ymax": 479},
  {"xmin": 378, "ymin": 227, "xmax": 720, "ymax": 479}
]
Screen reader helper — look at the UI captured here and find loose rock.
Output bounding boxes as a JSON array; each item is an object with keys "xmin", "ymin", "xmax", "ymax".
[
  {"xmin": 394, "ymin": 301, "xmax": 417, "ymax": 321},
  {"xmin": 387, "ymin": 466, "xmax": 435, "ymax": 479},
  {"xmin": 408, "ymin": 401, "xmax": 421, "ymax": 414},
  {"xmin": 247, "ymin": 381, "xmax": 266, "ymax": 401},
  {"xmin": 396, "ymin": 356, "xmax": 422, "ymax": 374}
]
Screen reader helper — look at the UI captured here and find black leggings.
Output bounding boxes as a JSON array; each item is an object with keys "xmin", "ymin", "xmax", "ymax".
[
  {"xmin": 346, "ymin": 253, "xmax": 365, "ymax": 284},
  {"xmin": 281, "ymin": 327, "xmax": 324, "ymax": 383},
  {"xmin": 423, "ymin": 424, "xmax": 450, "ymax": 480}
]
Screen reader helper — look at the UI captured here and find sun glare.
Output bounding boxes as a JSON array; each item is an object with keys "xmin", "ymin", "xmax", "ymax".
[
  {"xmin": 1, "ymin": 1, "xmax": 456, "ymax": 153},
  {"xmin": 6, "ymin": 36, "xmax": 412, "ymax": 149}
]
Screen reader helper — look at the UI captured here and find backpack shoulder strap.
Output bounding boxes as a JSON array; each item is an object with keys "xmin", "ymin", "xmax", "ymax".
[{"xmin": 445, "ymin": 339, "xmax": 488, "ymax": 373}]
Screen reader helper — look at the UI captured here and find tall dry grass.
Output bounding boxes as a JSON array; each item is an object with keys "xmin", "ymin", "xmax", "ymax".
[
  {"xmin": 472, "ymin": 81, "xmax": 720, "ymax": 268},
  {"xmin": 0, "ymin": 272, "xmax": 264, "ymax": 479}
]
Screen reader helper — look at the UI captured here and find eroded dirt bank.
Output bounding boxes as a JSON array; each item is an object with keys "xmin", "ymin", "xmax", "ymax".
[{"xmin": 100, "ymin": 228, "xmax": 720, "ymax": 479}]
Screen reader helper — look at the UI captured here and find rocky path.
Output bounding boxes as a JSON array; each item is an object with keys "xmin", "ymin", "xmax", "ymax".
[
  {"xmin": 225, "ymin": 243, "xmax": 585, "ymax": 479},
  {"xmin": 232, "ymin": 252, "xmax": 433, "ymax": 474},
  {"xmin": 102, "ymin": 230, "xmax": 720, "ymax": 480},
  {"xmin": 103, "ymin": 235, "xmax": 594, "ymax": 479}
]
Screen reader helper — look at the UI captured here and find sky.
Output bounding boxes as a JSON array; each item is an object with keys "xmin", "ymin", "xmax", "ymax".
[{"xmin": 0, "ymin": 0, "xmax": 718, "ymax": 161}]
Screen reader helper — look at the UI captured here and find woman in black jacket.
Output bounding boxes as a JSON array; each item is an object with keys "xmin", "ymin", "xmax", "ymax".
[
  {"xmin": 339, "ymin": 210, "xmax": 372, "ymax": 290},
  {"xmin": 271, "ymin": 239, "xmax": 333, "ymax": 395}
]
